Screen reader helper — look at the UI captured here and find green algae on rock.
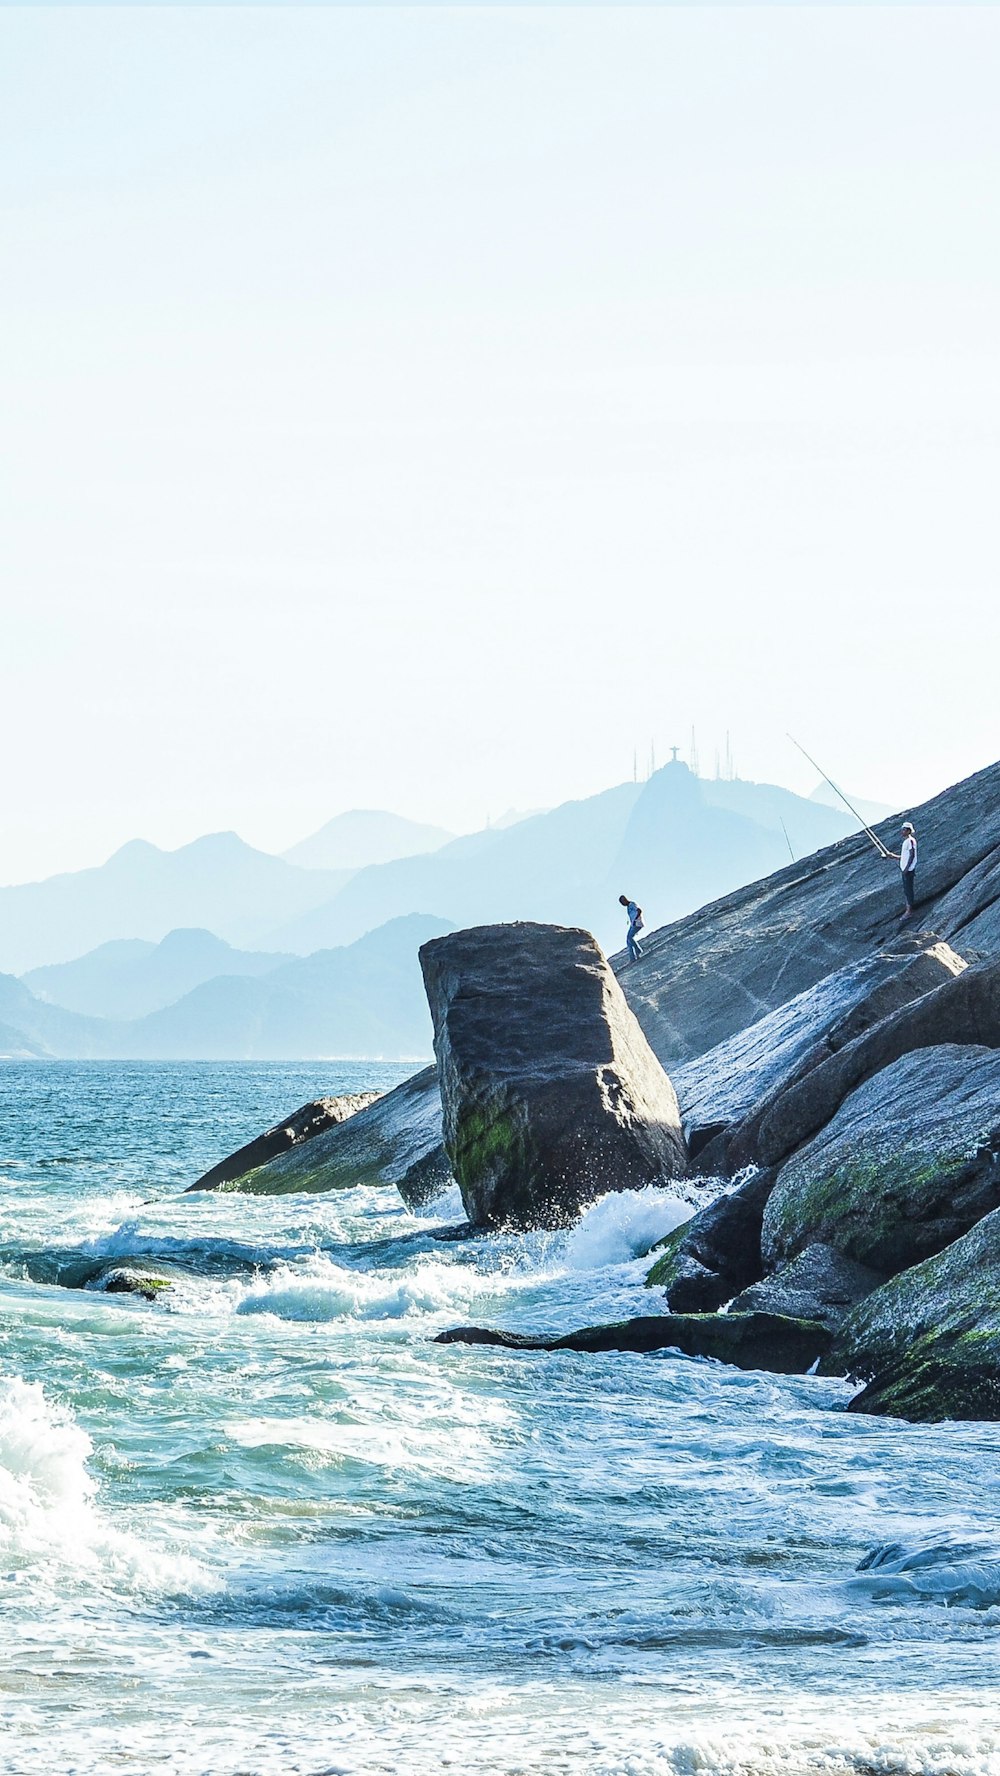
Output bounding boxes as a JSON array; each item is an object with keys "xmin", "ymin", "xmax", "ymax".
[
  {"xmin": 761, "ymin": 1044, "xmax": 1000, "ymax": 1277},
  {"xmin": 826, "ymin": 1206, "xmax": 1000, "ymax": 1421}
]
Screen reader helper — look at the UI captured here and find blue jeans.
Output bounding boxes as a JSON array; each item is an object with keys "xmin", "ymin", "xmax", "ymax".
[
  {"xmin": 902, "ymin": 869, "xmax": 916, "ymax": 912},
  {"xmin": 627, "ymin": 922, "xmax": 643, "ymax": 961}
]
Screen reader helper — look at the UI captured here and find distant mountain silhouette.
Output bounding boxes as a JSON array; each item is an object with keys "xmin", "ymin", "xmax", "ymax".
[
  {"xmin": 283, "ymin": 809, "xmax": 454, "ymax": 871},
  {"xmin": 24, "ymin": 929, "xmax": 293, "ymax": 1020},
  {"xmin": 808, "ymin": 781, "xmax": 896, "ymax": 826},
  {"xmin": 266, "ymin": 766, "xmax": 871, "ymax": 956},
  {"xmin": 0, "ymin": 834, "xmax": 350, "ymax": 974},
  {"xmin": 0, "ymin": 914, "xmax": 453, "ymax": 1060}
]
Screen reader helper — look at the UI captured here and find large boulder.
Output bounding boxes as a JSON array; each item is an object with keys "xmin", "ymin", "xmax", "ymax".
[
  {"xmin": 644, "ymin": 1169, "xmax": 777, "ymax": 1311},
  {"xmin": 436, "ymin": 1311, "xmax": 831, "ymax": 1373},
  {"xmin": 185, "ymin": 1065, "xmax": 451, "ymax": 1205},
  {"xmin": 188, "ymin": 1092, "xmax": 380, "ymax": 1191},
  {"xmin": 679, "ymin": 940, "xmax": 964, "ymax": 1170},
  {"xmin": 735, "ymin": 953, "xmax": 1000, "ymax": 1174},
  {"xmin": 761, "ymin": 1044, "xmax": 1000, "ymax": 1277},
  {"xmin": 419, "ymin": 923, "xmax": 686, "ymax": 1229},
  {"xmin": 619, "ymin": 756, "xmax": 1000, "ymax": 1072},
  {"xmin": 827, "ymin": 1209, "xmax": 1000, "ymax": 1422}
]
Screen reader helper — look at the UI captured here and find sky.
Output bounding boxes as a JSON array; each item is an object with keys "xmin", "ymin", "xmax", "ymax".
[{"xmin": 2, "ymin": 4, "xmax": 999, "ymax": 884}]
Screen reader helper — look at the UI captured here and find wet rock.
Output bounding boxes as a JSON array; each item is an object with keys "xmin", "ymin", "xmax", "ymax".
[
  {"xmin": 435, "ymin": 1311, "xmax": 831, "ymax": 1373},
  {"xmin": 419, "ymin": 923, "xmax": 686, "ymax": 1230},
  {"xmin": 730, "ymin": 1242, "xmax": 884, "ymax": 1333},
  {"xmin": 762, "ymin": 1044, "xmax": 1000, "ymax": 1277},
  {"xmin": 828, "ymin": 1208, "xmax": 1000, "ymax": 1422},
  {"xmin": 619, "ymin": 756, "xmax": 1000, "ymax": 1072},
  {"xmin": 644, "ymin": 1169, "xmax": 777, "ymax": 1311},
  {"xmin": 675, "ymin": 940, "xmax": 963, "ymax": 1164},
  {"xmin": 739, "ymin": 954, "xmax": 1000, "ymax": 1174},
  {"xmin": 188, "ymin": 1092, "xmax": 381, "ymax": 1191},
  {"xmin": 184, "ymin": 1064, "xmax": 451, "ymax": 1205},
  {"xmin": 57, "ymin": 1259, "xmax": 181, "ymax": 1300}
]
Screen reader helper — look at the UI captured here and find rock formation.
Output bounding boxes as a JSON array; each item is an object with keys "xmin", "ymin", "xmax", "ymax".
[
  {"xmin": 186, "ymin": 1065, "xmax": 450, "ymax": 1203},
  {"xmin": 644, "ymin": 1169, "xmax": 777, "ymax": 1311},
  {"xmin": 419, "ymin": 923, "xmax": 687, "ymax": 1229},
  {"xmin": 619, "ymin": 756, "xmax": 1000, "ymax": 1071},
  {"xmin": 761, "ymin": 1044, "xmax": 1000, "ymax": 1276},
  {"xmin": 827, "ymin": 1208, "xmax": 1000, "ymax": 1421},
  {"xmin": 189, "ymin": 1092, "xmax": 380, "ymax": 1192},
  {"xmin": 435, "ymin": 1310, "xmax": 831, "ymax": 1373}
]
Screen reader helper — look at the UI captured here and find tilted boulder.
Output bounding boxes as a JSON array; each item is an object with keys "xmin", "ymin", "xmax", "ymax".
[
  {"xmin": 188, "ymin": 1092, "xmax": 381, "ymax": 1192},
  {"xmin": 738, "ymin": 954, "xmax": 1000, "ymax": 1174},
  {"xmin": 827, "ymin": 1208, "xmax": 1000, "ymax": 1422},
  {"xmin": 644, "ymin": 1168, "xmax": 777, "ymax": 1311},
  {"xmin": 185, "ymin": 1065, "xmax": 451, "ymax": 1205},
  {"xmin": 761, "ymin": 1044, "xmax": 1000, "ymax": 1277},
  {"xmin": 419, "ymin": 923, "xmax": 686, "ymax": 1229}
]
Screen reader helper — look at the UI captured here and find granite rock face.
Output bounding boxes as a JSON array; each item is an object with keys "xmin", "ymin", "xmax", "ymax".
[
  {"xmin": 761, "ymin": 1044, "xmax": 1000, "ymax": 1277},
  {"xmin": 185, "ymin": 1065, "xmax": 451, "ymax": 1204},
  {"xmin": 188, "ymin": 1092, "xmax": 381, "ymax": 1192},
  {"xmin": 419, "ymin": 923, "xmax": 686, "ymax": 1229},
  {"xmin": 682, "ymin": 940, "xmax": 965, "ymax": 1173},
  {"xmin": 730, "ymin": 1242, "xmax": 884, "ymax": 1333},
  {"xmin": 644, "ymin": 1169, "xmax": 777, "ymax": 1311},
  {"xmin": 735, "ymin": 954, "xmax": 1000, "ymax": 1175},
  {"xmin": 620, "ymin": 757, "xmax": 1000, "ymax": 1072},
  {"xmin": 828, "ymin": 1208, "xmax": 1000, "ymax": 1422}
]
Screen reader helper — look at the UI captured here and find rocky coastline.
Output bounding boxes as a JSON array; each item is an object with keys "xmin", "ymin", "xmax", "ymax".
[{"xmin": 186, "ymin": 757, "xmax": 1000, "ymax": 1424}]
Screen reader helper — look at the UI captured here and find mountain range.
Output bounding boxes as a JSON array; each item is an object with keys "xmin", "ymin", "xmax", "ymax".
[
  {"xmin": 0, "ymin": 915, "xmax": 451, "ymax": 1061},
  {"xmin": 0, "ymin": 768, "xmax": 900, "ymax": 1059}
]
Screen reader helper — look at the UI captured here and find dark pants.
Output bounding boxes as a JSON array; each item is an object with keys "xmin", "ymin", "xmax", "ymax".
[
  {"xmin": 627, "ymin": 922, "xmax": 643, "ymax": 962},
  {"xmin": 902, "ymin": 869, "xmax": 916, "ymax": 913}
]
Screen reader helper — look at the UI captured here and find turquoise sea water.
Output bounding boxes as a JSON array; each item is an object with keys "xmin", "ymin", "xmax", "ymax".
[{"xmin": 2, "ymin": 1061, "xmax": 1000, "ymax": 1776}]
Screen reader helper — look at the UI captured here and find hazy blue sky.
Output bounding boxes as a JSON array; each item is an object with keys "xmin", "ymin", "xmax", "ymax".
[{"xmin": 2, "ymin": 5, "xmax": 998, "ymax": 883}]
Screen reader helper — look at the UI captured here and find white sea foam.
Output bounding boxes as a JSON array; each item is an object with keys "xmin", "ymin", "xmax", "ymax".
[
  {"xmin": 233, "ymin": 1253, "xmax": 479, "ymax": 1323},
  {"xmin": 560, "ymin": 1185, "xmax": 693, "ymax": 1271},
  {"xmin": 0, "ymin": 1375, "xmax": 207, "ymax": 1594}
]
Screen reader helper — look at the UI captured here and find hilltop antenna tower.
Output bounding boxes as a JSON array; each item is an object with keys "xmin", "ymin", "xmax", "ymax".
[{"xmin": 689, "ymin": 726, "xmax": 699, "ymax": 776}]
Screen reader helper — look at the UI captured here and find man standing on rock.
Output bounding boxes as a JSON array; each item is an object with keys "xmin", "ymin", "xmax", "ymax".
[
  {"xmin": 619, "ymin": 894, "xmax": 644, "ymax": 962},
  {"xmin": 895, "ymin": 822, "xmax": 918, "ymax": 920}
]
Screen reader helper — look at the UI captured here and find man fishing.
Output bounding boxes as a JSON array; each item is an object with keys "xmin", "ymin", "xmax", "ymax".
[
  {"xmin": 619, "ymin": 894, "xmax": 644, "ymax": 963},
  {"xmin": 789, "ymin": 738, "xmax": 922, "ymax": 925},
  {"xmin": 893, "ymin": 822, "xmax": 918, "ymax": 920}
]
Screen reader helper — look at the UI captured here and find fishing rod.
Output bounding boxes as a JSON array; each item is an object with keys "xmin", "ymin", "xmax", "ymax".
[
  {"xmin": 787, "ymin": 734, "xmax": 892, "ymax": 859},
  {"xmin": 779, "ymin": 817, "xmax": 795, "ymax": 863}
]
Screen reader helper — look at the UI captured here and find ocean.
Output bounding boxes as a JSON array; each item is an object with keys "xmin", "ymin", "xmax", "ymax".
[{"xmin": 2, "ymin": 1060, "xmax": 999, "ymax": 1776}]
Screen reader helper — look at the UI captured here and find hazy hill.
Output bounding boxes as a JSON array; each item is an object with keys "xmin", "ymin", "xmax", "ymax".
[
  {"xmin": 283, "ymin": 809, "xmax": 454, "ymax": 871},
  {"xmin": 809, "ymin": 782, "xmax": 896, "ymax": 825},
  {"xmin": 0, "ymin": 914, "xmax": 452, "ymax": 1061},
  {"xmin": 109, "ymin": 914, "xmax": 454, "ymax": 1060},
  {"xmin": 0, "ymin": 972, "xmax": 108, "ymax": 1058},
  {"xmin": 266, "ymin": 767, "xmax": 869, "ymax": 956},
  {"xmin": 24, "ymin": 929, "xmax": 293, "ymax": 1021},
  {"xmin": 0, "ymin": 834, "xmax": 350, "ymax": 975}
]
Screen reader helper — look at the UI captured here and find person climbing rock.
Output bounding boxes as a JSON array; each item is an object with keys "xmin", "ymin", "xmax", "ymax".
[
  {"xmin": 895, "ymin": 822, "xmax": 918, "ymax": 920},
  {"xmin": 619, "ymin": 894, "xmax": 644, "ymax": 962}
]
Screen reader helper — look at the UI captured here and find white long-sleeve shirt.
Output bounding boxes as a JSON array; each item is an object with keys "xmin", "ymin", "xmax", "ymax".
[{"xmin": 900, "ymin": 835, "xmax": 917, "ymax": 873}]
